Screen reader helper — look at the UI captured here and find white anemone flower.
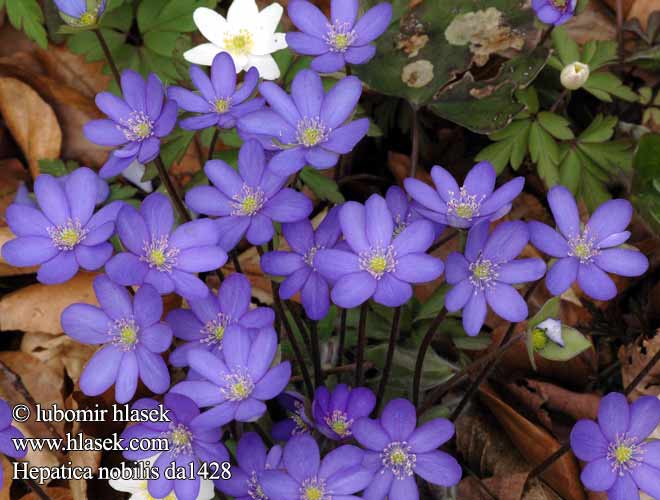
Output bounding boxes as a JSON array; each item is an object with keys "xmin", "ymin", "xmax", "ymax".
[
  {"xmin": 108, "ymin": 455, "xmax": 215, "ymax": 500},
  {"xmin": 184, "ymin": 0, "xmax": 287, "ymax": 80}
]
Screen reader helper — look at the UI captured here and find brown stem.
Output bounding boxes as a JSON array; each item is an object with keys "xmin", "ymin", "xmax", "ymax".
[
  {"xmin": 310, "ymin": 320, "xmax": 324, "ymax": 387},
  {"xmin": 284, "ymin": 301, "xmax": 312, "ymax": 353},
  {"xmin": 258, "ymin": 245, "xmax": 314, "ymax": 399},
  {"xmin": 428, "ymin": 229, "xmax": 459, "ymax": 253},
  {"xmin": 231, "ymin": 252, "xmax": 243, "ymax": 274},
  {"xmin": 354, "ymin": 302, "xmax": 369, "ymax": 386},
  {"xmin": 549, "ymin": 88, "xmax": 569, "ymax": 114},
  {"xmin": 413, "ymin": 309, "xmax": 447, "ymax": 407},
  {"xmin": 375, "ymin": 306, "xmax": 402, "ymax": 414},
  {"xmin": 94, "ymin": 29, "xmax": 121, "ymax": 87},
  {"xmin": 418, "ymin": 331, "xmax": 526, "ymax": 415},
  {"xmin": 152, "ymin": 157, "xmax": 191, "ymax": 223},
  {"xmin": 290, "ymin": 362, "xmax": 374, "ymax": 382},
  {"xmin": 616, "ymin": 0, "xmax": 625, "ymax": 65},
  {"xmin": 208, "ymin": 128, "xmax": 220, "ymax": 162}
]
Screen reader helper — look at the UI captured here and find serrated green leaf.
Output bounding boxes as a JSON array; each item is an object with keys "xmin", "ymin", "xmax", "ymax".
[
  {"xmin": 537, "ymin": 326, "xmax": 592, "ymax": 361},
  {"xmin": 489, "ymin": 118, "xmax": 529, "ymax": 141},
  {"xmin": 538, "ymin": 111, "xmax": 574, "ymax": 140},
  {"xmin": 299, "ymin": 167, "xmax": 345, "ymax": 204},
  {"xmin": 580, "ymin": 165, "xmax": 611, "ymax": 210},
  {"xmin": 4, "ymin": 0, "xmax": 48, "ymax": 48},
  {"xmin": 578, "ymin": 140, "xmax": 633, "ymax": 174},
  {"xmin": 582, "ymin": 40, "xmax": 617, "ymax": 70},
  {"xmin": 510, "ymin": 125, "xmax": 529, "ymax": 170},
  {"xmin": 584, "ymin": 72, "xmax": 639, "ymax": 102},
  {"xmin": 578, "ymin": 114, "xmax": 617, "ymax": 143},
  {"xmin": 529, "ymin": 121, "xmax": 559, "ymax": 163},
  {"xmin": 552, "ymin": 26, "xmax": 580, "ymax": 66},
  {"xmin": 632, "ymin": 133, "xmax": 660, "ymax": 232},
  {"xmin": 475, "ymin": 140, "xmax": 512, "ymax": 173},
  {"xmin": 559, "ymin": 148, "xmax": 581, "ymax": 193}
]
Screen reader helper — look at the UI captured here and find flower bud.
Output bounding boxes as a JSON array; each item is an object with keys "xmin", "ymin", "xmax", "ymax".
[
  {"xmin": 537, "ymin": 318, "xmax": 564, "ymax": 347},
  {"xmin": 55, "ymin": 0, "xmax": 106, "ymax": 28},
  {"xmin": 560, "ymin": 62, "xmax": 590, "ymax": 90}
]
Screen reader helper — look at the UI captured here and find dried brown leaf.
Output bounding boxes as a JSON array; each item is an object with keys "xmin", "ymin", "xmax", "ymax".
[
  {"xmin": 0, "ymin": 77, "xmax": 61, "ymax": 178},
  {"xmin": 20, "ymin": 487, "xmax": 73, "ymax": 500},
  {"xmin": 0, "ymin": 272, "xmax": 99, "ymax": 334},
  {"xmin": 0, "ymin": 227, "xmax": 38, "ymax": 277},
  {"xmin": 618, "ymin": 331, "xmax": 660, "ymax": 399}
]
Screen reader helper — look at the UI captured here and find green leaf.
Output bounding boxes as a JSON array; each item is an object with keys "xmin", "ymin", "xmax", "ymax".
[
  {"xmin": 537, "ymin": 111, "xmax": 574, "ymax": 140},
  {"xmin": 552, "ymin": 26, "xmax": 580, "ymax": 66},
  {"xmin": 578, "ymin": 114, "xmax": 617, "ymax": 142},
  {"xmin": 160, "ymin": 129, "xmax": 196, "ymax": 169},
  {"xmin": 529, "ymin": 121, "xmax": 559, "ymax": 164},
  {"xmin": 559, "ymin": 148, "xmax": 581, "ymax": 193},
  {"xmin": 414, "ymin": 284, "xmax": 448, "ymax": 323},
  {"xmin": 632, "ymin": 133, "xmax": 660, "ymax": 232},
  {"xmin": 515, "ymin": 86, "xmax": 540, "ymax": 114},
  {"xmin": 584, "ymin": 72, "xmax": 639, "ymax": 102},
  {"xmin": 475, "ymin": 140, "xmax": 512, "ymax": 173},
  {"xmin": 137, "ymin": 0, "xmax": 216, "ymax": 33},
  {"xmin": 299, "ymin": 167, "xmax": 345, "ymax": 204},
  {"xmin": 537, "ymin": 326, "xmax": 592, "ymax": 362},
  {"xmin": 108, "ymin": 184, "xmax": 139, "ymax": 202},
  {"xmin": 581, "ymin": 40, "xmax": 617, "ymax": 70},
  {"xmin": 38, "ymin": 159, "xmax": 71, "ymax": 177},
  {"xmin": 528, "ymin": 297, "xmax": 560, "ymax": 330},
  {"xmin": 3, "ymin": 0, "xmax": 48, "ymax": 48}
]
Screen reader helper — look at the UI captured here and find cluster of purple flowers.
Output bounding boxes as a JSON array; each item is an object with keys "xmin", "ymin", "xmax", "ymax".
[{"xmin": 0, "ymin": 0, "xmax": 647, "ymax": 497}]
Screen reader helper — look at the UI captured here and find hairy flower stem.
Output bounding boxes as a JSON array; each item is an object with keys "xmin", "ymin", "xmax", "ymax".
[
  {"xmin": 375, "ymin": 306, "xmax": 402, "ymax": 414},
  {"xmin": 355, "ymin": 302, "xmax": 369, "ymax": 386},
  {"xmin": 337, "ymin": 308, "xmax": 348, "ymax": 381},
  {"xmin": 153, "ymin": 157, "xmax": 191, "ymax": 223},
  {"xmin": 413, "ymin": 309, "xmax": 447, "ymax": 407},
  {"xmin": 285, "ymin": 301, "xmax": 312, "ymax": 353},
  {"xmin": 417, "ymin": 331, "xmax": 525, "ymax": 415},
  {"xmin": 290, "ymin": 361, "xmax": 374, "ymax": 383},
  {"xmin": 93, "ymin": 29, "xmax": 121, "ymax": 87},
  {"xmin": 250, "ymin": 421, "xmax": 275, "ymax": 448},
  {"xmin": 208, "ymin": 128, "xmax": 220, "ymax": 162},
  {"xmin": 449, "ymin": 280, "xmax": 541, "ymax": 422},
  {"xmin": 258, "ymin": 245, "xmax": 314, "ymax": 399},
  {"xmin": 310, "ymin": 320, "xmax": 324, "ymax": 387}
]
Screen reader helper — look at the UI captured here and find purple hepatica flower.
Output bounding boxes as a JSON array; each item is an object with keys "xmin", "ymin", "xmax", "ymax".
[
  {"xmin": 286, "ymin": 0, "xmax": 392, "ymax": 73},
  {"xmin": 315, "ymin": 194, "xmax": 444, "ymax": 308},
  {"xmin": 168, "ymin": 52, "xmax": 264, "ymax": 131},
  {"xmin": 171, "ymin": 326, "xmax": 291, "ymax": 428},
  {"xmin": 312, "ymin": 384, "xmax": 376, "ymax": 441},
  {"xmin": 404, "ymin": 161, "xmax": 524, "ymax": 229},
  {"xmin": 216, "ymin": 431, "xmax": 283, "ymax": 500},
  {"xmin": 185, "ymin": 140, "xmax": 313, "ymax": 250},
  {"xmin": 570, "ymin": 392, "xmax": 660, "ymax": 499},
  {"xmin": 122, "ymin": 393, "xmax": 229, "ymax": 500},
  {"xmin": 166, "ymin": 272, "xmax": 275, "ymax": 367},
  {"xmin": 353, "ymin": 398, "xmax": 461, "ymax": 499},
  {"xmin": 532, "ymin": 0, "xmax": 576, "ymax": 25},
  {"xmin": 2, "ymin": 168, "xmax": 123, "ymax": 284},
  {"xmin": 61, "ymin": 275, "xmax": 172, "ymax": 403},
  {"xmin": 0, "ymin": 399, "xmax": 27, "ymax": 488},
  {"xmin": 238, "ymin": 69, "xmax": 369, "ymax": 176},
  {"xmin": 261, "ymin": 206, "xmax": 342, "ymax": 320},
  {"xmin": 84, "ymin": 70, "xmax": 177, "ymax": 179},
  {"xmin": 272, "ymin": 392, "xmax": 313, "ymax": 441},
  {"xmin": 106, "ymin": 192, "xmax": 227, "ymax": 300},
  {"xmin": 529, "ymin": 186, "xmax": 649, "ymax": 301},
  {"xmin": 260, "ymin": 434, "xmax": 373, "ymax": 500},
  {"xmin": 386, "ymin": 185, "xmax": 445, "ymax": 239},
  {"xmin": 54, "ymin": 0, "xmax": 106, "ymax": 26},
  {"xmin": 445, "ymin": 220, "xmax": 546, "ymax": 336}
]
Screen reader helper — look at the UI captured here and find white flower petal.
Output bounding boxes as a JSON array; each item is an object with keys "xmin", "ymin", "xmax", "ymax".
[
  {"xmin": 193, "ymin": 7, "xmax": 228, "ymax": 46},
  {"xmin": 184, "ymin": 43, "xmax": 222, "ymax": 66},
  {"xmin": 108, "ymin": 478, "xmax": 148, "ymax": 494},
  {"xmin": 227, "ymin": 0, "xmax": 260, "ymax": 29},
  {"xmin": 199, "ymin": 478, "xmax": 216, "ymax": 500},
  {"xmin": 253, "ymin": 32, "xmax": 288, "ymax": 55},
  {"xmin": 256, "ymin": 2, "xmax": 284, "ymax": 35},
  {"xmin": 247, "ymin": 54, "xmax": 281, "ymax": 80},
  {"xmin": 537, "ymin": 318, "xmax": 564, "ymax": 347},
  {"xmin": 231, "ymin": 52, "xmax": 250, "ymax": 72}
]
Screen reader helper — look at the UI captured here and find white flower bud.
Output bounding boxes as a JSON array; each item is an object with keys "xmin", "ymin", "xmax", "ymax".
[
  {"xmin": 537, "ymin": 318, "xmax": 564, "ymax": 347},
  {"xmin": 560, "ymin": 62, "xmax": 590, "ymax": 90}
]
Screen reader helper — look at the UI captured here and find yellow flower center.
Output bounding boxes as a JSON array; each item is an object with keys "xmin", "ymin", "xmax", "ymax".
[
  {"xmin": 455, "ymin": 204, "xmax": 474, "ymax": 219},
  {"xmin": 225, "ymin": 29, "xmax": 254, "ymax": 55},
  {"xmin": 232, "ymin": 382, "xmax": 249, "ymax": 399},
  {"xmin": 79, "ymin": 11, "xmax": 97, "ymax": 25},
  {"xmin": 305, "ymin": 487, "xmax": 323, "ymax": 500},
  {"xmin": 149, "ymin": 248, "xmax": 166, "ymax": 267},
  {"xmin": 215, "ymin": 98, "xmax": 230, "ymax": 113},
  {"xmin": 120, "ymin": 325, "xmax": 138, "ymax": 346},
  {"xmin": 532, "ymin": 328, "xmax": 548, "ymax": 351},
  {"xmin": 390, "ymin": 449, "xmax": 407, "ymax": 465},
  {"xmin": 213, "ymin": 325, "xmax": 225, "ymax": 342},
  {"xmin": 552, "ymin": 0, "xmax": 568, "ymax": 7},
  {"xmin": 134, "ymin": 122, "xmax": 152, "ymax": 139},
  {"xmin": 302, "ymin": 128, "xmax": 322, "ymax": 147},
  {"xmin": 614, "ymin": 445, "xmax": 633, "ymax": 464},
  {"xmin": 369, "ymin": 256, "xmax": 388, "ymax": 274},
  {"xmin": 472, "ymin": 262, "xmax": 491, "ymax": 280},
  {"xmin": 242, "ymin": 196, "xmax": 259, "ymax": 215},
  {"xmin": 60, "ymin": 228, "xmax": 82, "ymax": 247},
  {"xmin": 334, "ymin": 34, "xmax": 349, "ymax": 50},
  {"xmin": 171, "ymin": 429, "xmax": 190, "ymax": 448},
  {"xmin": 573, "ymin": 243, "xmax": 590, "ymax": 259}
]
